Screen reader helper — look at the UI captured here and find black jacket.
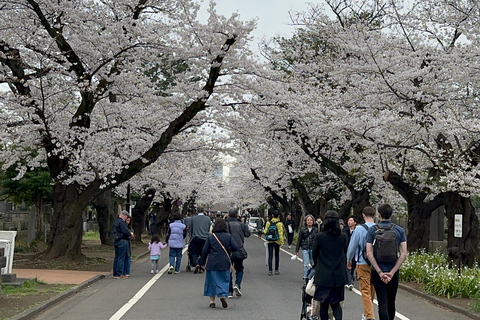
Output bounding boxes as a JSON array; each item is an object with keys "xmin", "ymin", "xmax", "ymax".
[
  {"xmin": 113, "ymin": 217, "xmax": 130, "ymax": 244},
  {"xmin": 200, "ymin": 232, "xmax": 238, "ymax": 271},
  {"xmin": 312, "ymin": 231, "xmax": 348, "ymax": 288},
  {"xmin": 285, "ymin": 219, "xmax": 296, "ymax": 234},
  {"xmin": 295, "ymin": 226, "xmax": 318, "ymax": 252}
]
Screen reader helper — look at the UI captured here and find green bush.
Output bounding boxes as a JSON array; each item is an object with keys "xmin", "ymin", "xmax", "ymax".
[{"xmin": 400, "ymin": 250, "xmax": 480, "ymax": 299}]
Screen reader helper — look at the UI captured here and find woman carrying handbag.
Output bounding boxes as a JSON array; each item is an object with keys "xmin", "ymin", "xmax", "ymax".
[{"xmin": 200, "ymin": 219, "xmax": 238, "ymax": 308}]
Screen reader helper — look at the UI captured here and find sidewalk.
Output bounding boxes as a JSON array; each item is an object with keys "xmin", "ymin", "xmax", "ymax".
[{"xmin": 12, "ymin": 269, "xmax": 110, "ymax": 285}]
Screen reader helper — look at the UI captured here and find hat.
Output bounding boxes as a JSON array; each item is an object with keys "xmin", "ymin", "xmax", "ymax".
[{"xmin": 324, "ymin": 210, "xmax": 339, "ymax": 219}]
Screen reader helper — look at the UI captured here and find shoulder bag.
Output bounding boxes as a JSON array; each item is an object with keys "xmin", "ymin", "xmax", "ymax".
[{"xmin": 212, "ymin": 233, "xmax": 234, "ymax": 273}]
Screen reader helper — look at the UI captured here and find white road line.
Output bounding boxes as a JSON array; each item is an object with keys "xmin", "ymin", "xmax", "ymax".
[
  {"xmin": 109, "ymin": 247, "xmax": 188, "ymax": 320},
  {"xmin": 285, "ymin": 248, "xmax": 410, "ymax": 320}
]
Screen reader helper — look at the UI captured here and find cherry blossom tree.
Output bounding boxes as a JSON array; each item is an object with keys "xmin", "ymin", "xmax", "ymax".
[
  {"xmin": 253, "ymin": 0, "xmax": 480, "ymax": 264},
  {"xmin": 0, "ymin": 0, "xmax": 256, "ymax": 260}
]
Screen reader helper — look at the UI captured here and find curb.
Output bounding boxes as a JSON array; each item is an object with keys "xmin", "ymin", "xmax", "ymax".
[
  {"xmin": 9, "ymin": 251, "xmax": 150, "ymax": 320},
  {"xmin": 10, "ymin": 274, "xmax": 106, "ymax": 320},
  {"xmin": 399, "ymin": 283, "xmax": 480, "ymax": 320}
]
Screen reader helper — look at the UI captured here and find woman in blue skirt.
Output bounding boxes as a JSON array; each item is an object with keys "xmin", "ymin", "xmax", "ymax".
[{"xmin": 200, "ymin": 219, "xmax": 238, "ymax": 308}]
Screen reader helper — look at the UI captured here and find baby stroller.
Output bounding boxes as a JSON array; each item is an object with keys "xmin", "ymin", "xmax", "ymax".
[{"xmin": 300, "ymin": 267, "xmax": 316, "ymax": 320}]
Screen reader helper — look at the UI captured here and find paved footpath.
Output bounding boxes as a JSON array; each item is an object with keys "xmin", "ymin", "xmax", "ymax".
[{"xmin": 12, "ymin": 236, "xmax": 479, "ymax": 320}]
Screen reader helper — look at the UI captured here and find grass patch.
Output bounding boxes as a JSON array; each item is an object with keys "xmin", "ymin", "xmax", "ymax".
[
  {"xmin": 83, "ymin": 231, "xmax": 100, "ymax": 240},
  {"xmin": 1, "ymin": 278, "xmax": 71, "ymax": 297}
]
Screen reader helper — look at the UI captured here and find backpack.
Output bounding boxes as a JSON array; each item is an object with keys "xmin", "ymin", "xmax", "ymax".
[
  {"xmin": 372, "ymin": 223, "xmax": 398, "ymax": 263},
  {"xmin": 266, "ymin": 221, "xmax": 280, "ymax": 241}
]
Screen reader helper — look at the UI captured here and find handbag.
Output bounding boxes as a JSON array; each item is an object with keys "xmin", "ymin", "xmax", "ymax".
[
  {"xmin": 212, "ymin": 233, "xmax": 234, "ymax": 273},
  {"xmin": 231, "ymin": 246, "xmax": 248, "ymax": 260},
  {"xmin": 305, "ymin": 277, "xmax": 316, "ymax": 296}
]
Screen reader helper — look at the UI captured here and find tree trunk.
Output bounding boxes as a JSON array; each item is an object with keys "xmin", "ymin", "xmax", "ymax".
[
  {"xmin": 338, "ymin": 188, "xmax": 371, "ymax": 222},
  {"xmin": 35, "ymin": 195, "xmax": 43, "ymax": 239},
  {"xmin": 43, "ymin": 183, "xmax": 85, "ymax": 260},
  {"xmin": 405, "ymin": 199, "xmax": 433, "ymax": 252},
  {"xmin": 292, "ymin": 178, "xmax": 319, "ymax": 218},
  {"xmin": 444, "ymin": 192, "xmax": 480, "ymax": 267},
  {"xmin": 383, "ymin": 170, "xmax": 443, "ymax": 252},
  {"xmin": 92, "ymin": 190, "xmax": 115, "ymax": 246},
  {"xmin": 131, "ymin": 188, "xmax": 156, "ymax": 243}
]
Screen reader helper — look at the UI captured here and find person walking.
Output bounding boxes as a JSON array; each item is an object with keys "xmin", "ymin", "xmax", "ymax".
[
  {"xmin": 346, "ymin": 207, "xmax": 377, "ymax": 320},
  {"xmin": 311, "ymin": 210, "xmax": 348, "ymax": 320},
  {"xmin": 285, "ymin": 214, "xmax": 296, "ymax": 249},
  {"xmin": 366, "ymin": 204, "xmax": 407, "ymax": 320},
  {"xmin": 200, "ymin": 219, "xmax": 238, "ymax": 308},
  {"xmin": 264, "ymin": 210, "xmax": 284, "ymax": 276},
  {"xmin": 148, "ymin": 211, "xmax": 157, "ymax": 236},
  {"xmin": 188, "ymin": 208, "xmax": 212, "ymax": 274},
  {"xmin": 113, "ymin": 211, "xmax": 133, "ymax": 279},
  {"xmin": 256, "ymin": 217, "xmax": 264, "ymax": 238},
  {"xmin": 148, "ymin": 234, "xmax": 167, "ymax": 274},
  {"xmin": 295, "ymin": 214, "xmax": 318, "ymax": 281},
  {"xmin": 123, "ymin": 214, "xmax": 135, "ymax": 277},
  {"xmin": 225, "ymin": 208, "xmax": 251, "ymax": 298},
  {"xmin": 166, "ymin": 212, "xmax": 187, "ymax": 274},
  {"xmin": 343, "ymin": 215, "xmax": 357, "ymax": 290}
]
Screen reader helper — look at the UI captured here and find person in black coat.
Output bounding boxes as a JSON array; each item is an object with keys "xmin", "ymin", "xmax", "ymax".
[
  {"xmin": 343, "ymin": 216, "xmax": 358, "ymax": 290},
  {"xmin": 285, "ymin": 214, "xmax": 296, "ymax": 248},
  {"xmin": 312, "ymin": 210, "xmax": 348, "ymax": 320},
  {"xmin": 200, "ymin": 219, "xmax": 238, "ymax": 309}
]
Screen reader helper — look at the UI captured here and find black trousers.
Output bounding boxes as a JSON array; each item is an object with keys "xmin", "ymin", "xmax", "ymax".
[
  {"xmin": 371, "ymin": 269, "xmax": 399, "ymax": 320},
  {"xmin": 188, "ymin": 237, "xmax": 206, "ymax": 266}
]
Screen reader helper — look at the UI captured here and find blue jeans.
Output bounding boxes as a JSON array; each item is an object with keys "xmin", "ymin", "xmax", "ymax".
[
  {"xmin": 113, "ymin": 240, "xmax": 128, "ymax": 277},
  {"xmin": 169, "ymin": 248, "xmax": 183, "ymax": 272},
  {"xmin": 124, "ymin": 256, "xmax": 131, "ymax": 276},
  {"xmin": 302, "ymin": 249, "xmax": 313, "ymax": 278},
  {"xmin": 229, "ymin": 258, "xmax": 245, "ymax": 293}
]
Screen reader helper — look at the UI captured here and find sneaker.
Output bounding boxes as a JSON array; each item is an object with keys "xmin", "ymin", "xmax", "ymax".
[
  {"xmin": 227, "ymin": 293, "xmax": 233, "ymax": 299},
  {"xmin": 174, "ymin": 271, "xmax": 180, "ymax": 274},
  {"xmin": 288, "ymin": 245, "xmax": 291, "ymax": 249},
  {"xmin": 220, "ymin": 297, "xmax": 228, "ymax": 308},
  {"xmin": 150, "ymin": 270, "xmax": 154, "ymax": 274},
  {"xmin": 275, "ymin": 270, "xmax": 280, "ymax": 275},
  {"xmin": 113, "ymin": 276, "xmax": 120, "ymax": 279},
  {"xmin": 209, "ymin": 303, "xmax": 215, "ymax": 308},
  {"xmin": 346, "ymin": 284, "xmax": 353, "ymax": 291},
  {"xmin": 268, "ymin": 271, "xmax": 272, "ymax": 276},
  {"xmin": 233, "ymin": 285, "xmax": 242, "ymax": 297},
  {"xmin": 156, "ymin": 270, "xmax": 159, "ymax": 274},
  {"xmin": 194, "ymin": 265, "xmax": 200, "ymax": 274},
  {"xmin": 168, "ymin": 266, "xmax": 174, "ymax": 274}
]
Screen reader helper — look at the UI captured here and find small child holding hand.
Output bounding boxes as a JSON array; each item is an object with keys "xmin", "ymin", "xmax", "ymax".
[{"xmin": 148, "ymin": 234, "xmax": 167, "ymax": 274}]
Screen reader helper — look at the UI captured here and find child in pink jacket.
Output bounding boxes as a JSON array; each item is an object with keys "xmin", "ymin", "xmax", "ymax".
[{"xmin": 148, "ymin": 234, "xmax": 167, "ymax": 274}]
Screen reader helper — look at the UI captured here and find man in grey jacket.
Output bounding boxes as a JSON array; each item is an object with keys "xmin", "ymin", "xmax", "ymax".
[
  {"xmin": 225, "ymin": 208, "xmax": 251, "ymax": 298},
  {"xmin": 188, "ymin": 207, "xmax": 212, "ymax": 273}
]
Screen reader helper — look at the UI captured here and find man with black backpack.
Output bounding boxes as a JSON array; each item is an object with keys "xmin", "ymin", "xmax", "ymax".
[
  {"xmin": 346, "ymin": 206, "xmax": 377, "ymax": 320},
  {"xmin": 264, "ymin": 211, "xmax": 284, "ymax": 276},
  {"xmin": 366, "ymin": 204, "xmax": 407, "ymax": 320}
]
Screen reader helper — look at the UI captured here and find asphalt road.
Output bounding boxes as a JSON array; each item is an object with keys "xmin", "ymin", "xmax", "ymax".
[{"xmin": 32, "ymin": 235, "xmax": 472, "ymax": 320}]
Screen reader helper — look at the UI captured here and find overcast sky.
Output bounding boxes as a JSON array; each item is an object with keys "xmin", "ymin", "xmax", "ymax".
[{"xmin": 199, "ymin": 1, "xmax": 313, "ymax": 51}]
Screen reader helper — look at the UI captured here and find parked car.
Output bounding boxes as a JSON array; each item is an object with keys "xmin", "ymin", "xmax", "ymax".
[{"xmin": 247, "ymin": 216, "xmax": 260, "ymax": 232}]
